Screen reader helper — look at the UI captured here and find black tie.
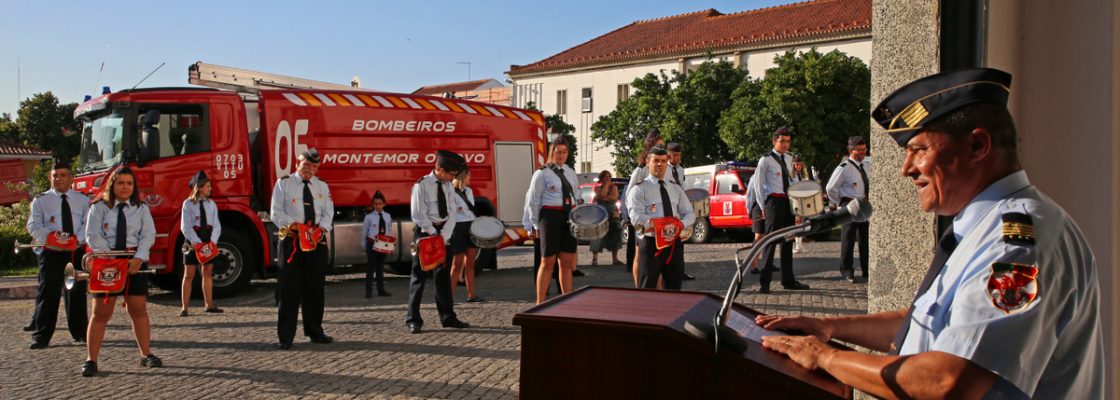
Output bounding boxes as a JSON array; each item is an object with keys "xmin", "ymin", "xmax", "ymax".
[
  {"xmin": 199, "ymin": 201, "xmax": 210, "ymax": 242},
  {"xmin": 658, "ymin": 180, "xmax": 673, "ymax": 218},
  {"xmin": 60, "ymin": 194, "xmax": 73, "ymax": 235},
  {"xmin": 855, "ymin": 162, "xmax": 870, "ymax": 196},
  {"xmin": 554, "ymin": 166, "xmax": 574, "ymax": 211},
  {"xmin": 114, "ymin": 204, "xmax": 127, "ymax": 250},
  {"xmin": 671, "ymin": 167, "xmax": 681, "ymax": 185},
  {"xmin": 773, "ymin": 152, "xmax": 790, "ymax": 193},
  {"xmin": 889, "ymin": 226, "xmax": 959, "ymax": 354},
  {"xmin": 436, "ymin": 181, "xmax": 448, "ymax": 219},
  {"xmin": 302, "ymin": 180, "xmax": 315, "ymax": 225},
  {"xmin": 378, "ymin": 212, "xmax": 386, "ymax": 235}
]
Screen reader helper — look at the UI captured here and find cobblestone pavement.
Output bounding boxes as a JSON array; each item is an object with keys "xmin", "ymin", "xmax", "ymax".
[{"xmin": 0, "ymin": 239, "xmax": 866, "ymax": 399}]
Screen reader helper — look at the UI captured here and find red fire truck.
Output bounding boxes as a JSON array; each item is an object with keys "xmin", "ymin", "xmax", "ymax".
[
  {"xmin": 681, "ymin": 162, "xmax": 755, "ymax": 243},
  {"xmin": 71, "ymin": 62, "xmax": 546, "ymax": 296}
]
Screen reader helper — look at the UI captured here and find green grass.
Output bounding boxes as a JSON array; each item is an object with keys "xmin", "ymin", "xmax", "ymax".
[{"xmin": 0, "ymin": 265, "xmax": 38, "ymax": 277}]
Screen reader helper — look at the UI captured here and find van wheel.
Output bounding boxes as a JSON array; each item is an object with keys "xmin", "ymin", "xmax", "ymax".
[
  {"xmin": 689, "ymin": 218, "xmax": 712, "ymax": 244},
  {"xmin": 210, "ymin": 231, "xmax": 256, "ymax": 298}
]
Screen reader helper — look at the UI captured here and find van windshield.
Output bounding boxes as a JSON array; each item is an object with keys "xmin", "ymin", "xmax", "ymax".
[{"xmin": 78, "ymin": 110, "xmax": 126, "ymax": 172}]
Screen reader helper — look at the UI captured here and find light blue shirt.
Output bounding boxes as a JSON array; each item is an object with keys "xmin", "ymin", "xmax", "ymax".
[
  {"xmin": 411, "ymin": 171, "xmax": 457, "ymax": 242},
  {"xmin": 668, "ymin": 164, "xmax": 685, "ymax": 187},
  {"xmin": 899, "ymin": 171, "xmax": 1103, "ymax": 399},
  {"xmin": 627, "ymin": 165, "xmax": 648, "ymax": 188},
  {"xmin": 270, "ymin": 173, "xmax": 334, "ymax": 231},
  {"xmin": 825, "ymin": 157, "xmax": 870, "ymax": 205},
  {"xmin": 85, "ymin": 201, "xmax": 156, "ymax": 262},
  {"xmin": 525, "ymin": 164, "xmax": 579, "ymax": 232},
  {"xmin": 180, "ymin": 199, "xmax": 221, "ymax": 245},
  {"xmin": 745, "ymin": 172, "xmax": 763, "ymax": 211},
  {"xmin": 452, "ymin": 187, "xmax": 477, "ymax": 222},
  {"xmin": 755, "ymin": 150, "xmax": 793, "ymax": 197},
  {"xmin": 28, "ymin": 188, "xmax": 90, "ymax": 246},
  {"xmin": 619, "ymin": 186, "xmax": 631, "ymax": 223},
  {"xmin": 626, "ymin": 174, "xmax": 696, "ymax": 236},
  {"xmin": 360, "ymin": 210, "xmax": 392, "ymax": 245}
]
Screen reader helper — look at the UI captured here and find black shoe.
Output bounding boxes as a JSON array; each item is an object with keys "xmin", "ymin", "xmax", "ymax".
[
  {"xmin": 22, "ymin": 324, "xmax": 35, "ymax": 332},
  {"xmin": 783, "ymin": 282, "xmax": 811, "ymax": 290},
  {"xmin": 749, "ymin": 268, "xmax": 760, "ymax": 275},
  {"xmin": 407, "ymin": 323, "xmax": 422, "ymax": 334},
  {"xmin": 72, "ymin": 337, "xmax": 86, "ymax": 344},
  {"xmin": 846, "ymin": 275, "xmax": 857, "ymax": 283},
  {"xmin": 466, "ymin": 296, "xmax": 486, "ymax": 303},
  {"xmin": 178, "ymin": 310, "xmax": 189, "ymax": 317},
  {"xmin": 276, "ymin": 342, "xmax": 292, "ymax": 350},
  {"xmin": 442, "ymin": 319, "xmax": 470, "ymax": 329},
  {"xmin": 682, "ymin": 273, "xmax": 696, "ymax": 281},
  {"xmin": 81, "ymin": 360, "xmax": 97, "ymax": 377},
  {"xmin": 377, "ymin": 291, "xmax": 391, "ymax": 297},
  {"xmin": 456, "ymin": 280, "xmax": 466, "ymax": 287},
  {"xmin": 204, "ymin": 307, "xmax": 224, "ymax": 313},
  {"xmin": 572, "ymin": 269, "xmax": 586, "ymax": 277},
  {"xmin": 140, "ymin": 354, "xmax": 163, "ymax": 368},
  {"xmin": 309, "ymin": 335, "xmax": 334, "ymax": 344},
  {"xmin": 758, "ymin": 286, "xmax": 771, "ymax": 294},
  {"xmin": 29, "ymin": 341, "xmax": 48, "ymax": 350}
]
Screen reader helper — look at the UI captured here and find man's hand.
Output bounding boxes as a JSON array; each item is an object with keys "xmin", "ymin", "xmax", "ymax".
[
  {"xmin": 755, "ymin": 314, "xmax": 833, "ymax": 342},
  {"xmin": 761, "ymin": 335, "xmax": 837, "ymax": 371},
  {"xmin": 128, "ymin": 258, "xmax": 144, "ymax": 274}
]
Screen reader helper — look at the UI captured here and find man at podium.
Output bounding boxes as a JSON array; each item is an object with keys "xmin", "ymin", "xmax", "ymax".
[{"xmin": 756, "ymin": 69, "xmax": 1103, "ymax": 399}]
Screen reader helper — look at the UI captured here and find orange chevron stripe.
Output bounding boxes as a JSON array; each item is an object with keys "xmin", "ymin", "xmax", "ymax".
[
  {"xmin": 528, "ymin": 113, "xmax": 543, "ymax": 125},
  {"xmin": 386, "ymin": 96, "xmax": 408, "ymax": 108},
  {"xmin": 499, "ymin": 109, "xmax": 518, "ymax": 119},
  {"xmin": 357, "ymin": 94, "xmax": 381, "ymax": 107},
  {"xmin": 443, "ymin": 101, "xmax": 465, "ymax": 113},
  {"xmin": 470, "ymin": 104, "xmax": 491, "ymax": 116},
  {"xmin": 414, "ymin": 99, "xmax": 438, "ymax": 110},
  {"xmin": 327, "ymin": 93, "xmax": 351, "ymax": 106},
  {"xmin": 297, "ymin": 93, "xmax": 322, "ymax": 106}
]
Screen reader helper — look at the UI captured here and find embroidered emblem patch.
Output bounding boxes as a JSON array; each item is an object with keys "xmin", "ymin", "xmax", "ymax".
[{"xmin": 987, "ymin": 262, "xmax": 1039, "ymax": 314}]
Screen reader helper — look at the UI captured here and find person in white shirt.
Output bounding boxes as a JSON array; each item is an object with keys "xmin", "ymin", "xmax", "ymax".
[
  {"xmin": 626, "ymin": 146, "xmax": 696, "ymax": 290},
  {"xmin": 825, "ymin": 136, "xmax": 871, "ymax": 282},
  {"xmin": 360, "ymin": 191, "xmax": 392, "ymax": 298},
  {"xmin": 449, "ymin": 169, "xmax": 484, "ymax": 303},
  {"xmin": 526, "ymin": 136, "xmax": 581, "ymax": 304},
  {"xmin": 179, "ymin": 170, "xmax": 223, "ymax": 316}
]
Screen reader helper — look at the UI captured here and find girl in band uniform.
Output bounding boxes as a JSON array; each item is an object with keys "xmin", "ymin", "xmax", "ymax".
[
  {"xmin": 526, "ymin": 137, "xmax": 580, "ymax": 304},
  {"xmin": 450, "ymin": 169, "xmax": 483, "ymax": 302},
  {"xmin": 179, "ymin": 171, "xmax": 223, "ymax": 316}
]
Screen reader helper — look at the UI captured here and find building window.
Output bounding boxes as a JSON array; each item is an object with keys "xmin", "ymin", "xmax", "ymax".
[
  {"xmin": 581, "ymin": 161, "xmax": 592, "ymax": 174},
  {"xmin": 617, "ymin": 84, "xmax": 630, "ymax": 103},
  {"xmin": 581, "ymin": 88, "xmax": 593, "ymax": 113},
  {"xmin": 556, "ymin": 90, "xmax": 567, "ymax": 115}
]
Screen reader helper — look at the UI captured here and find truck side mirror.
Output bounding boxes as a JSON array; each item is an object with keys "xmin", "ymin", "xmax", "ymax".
[{"xmin": 730, "ymin": 184, "xmax": 742, "ymax": 194}]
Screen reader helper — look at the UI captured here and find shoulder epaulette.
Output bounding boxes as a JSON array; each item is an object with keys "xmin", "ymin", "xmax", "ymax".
[
  {"xmin": 838, "ymin": 162, "xmax": 847, "ymax": 168},
  {"xmin": 1001, "ymin": 212, "xmax": 1035, "ymax": 245},
  {"xmin": 35, "ymin": 191, "xmax": 49, "ymax": 199},
  {"xmin": 280, "ymin": 175, "xmax": 290, "ymax": 180}
]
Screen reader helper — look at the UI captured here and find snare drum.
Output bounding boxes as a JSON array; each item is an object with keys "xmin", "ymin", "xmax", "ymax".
[
  {"xmin": 789, "ymin": 181, "xmax": 825, "ymax": 218},
  {"xmin": 569, "ymin": 204, "xmax": 609, "ymax": 241},
  {"xmin": 685, "ymin": 188, "xmax": 710, "ymax": 217},
  {"xmin": 469, "ymin": 217, "xmax": 505, "ymax": 249},
  {"xmin": 373, "ymin": 235, "xmax": 396, "ymax": 254}
]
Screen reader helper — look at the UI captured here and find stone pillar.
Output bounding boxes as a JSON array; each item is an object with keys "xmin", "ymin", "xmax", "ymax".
[{"xmin": 867, "ymin": 0, "xmax": 940, "ymax": 314}]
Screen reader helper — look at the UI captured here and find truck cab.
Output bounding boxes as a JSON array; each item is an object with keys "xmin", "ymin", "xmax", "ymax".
[{"xmin": 682, "ymin": 162, "xmax": 755, "ymax": 242}]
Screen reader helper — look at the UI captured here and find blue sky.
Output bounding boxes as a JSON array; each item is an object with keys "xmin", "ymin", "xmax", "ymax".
[{"xmin": 1, "ymin": 0, "xmax": 787, "ymax": 116}]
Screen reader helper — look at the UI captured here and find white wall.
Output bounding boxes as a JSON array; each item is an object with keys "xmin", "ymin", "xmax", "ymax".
[{"xmin": 741, "ymin": 38, "xmax": 873, "ymax": 77}]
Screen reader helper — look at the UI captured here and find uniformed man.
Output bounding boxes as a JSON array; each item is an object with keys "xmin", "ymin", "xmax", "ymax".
[
  {"xmin": 628, "ymin": 130, "xmax": 664, "ymax": 286},
  {"xmin": 825, "ymin": 136, "xmax": 871, "ymax": 283},
  {"xmin": 406, "ymin": 150, "xmax": 470, "ymax": 333},
  {"xmin": 270, "ymin": 148, "xmax": 334, "ymax": 349},
  {"xmin": 626, "ymin": 145, "xmax": 695, "ymax": 290},
  {"xmin": 757, "ymin": 68, "xmax": 1104, "ymax": 399},
  {"xmin": 665, "ymin": 142, "xmax": 695, "ymax": 281},
  {"xmin": 26, "ymin": 157, "xmax": 89, "ymax": 349},
  {"xmin": 754, "ymin": 127, "xmax": 810, "ymax": 293}
]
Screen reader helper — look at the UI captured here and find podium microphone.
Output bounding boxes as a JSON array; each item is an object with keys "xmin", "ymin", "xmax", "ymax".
[{"xmin": 685, "ymin": 198, "xmax": 872, "ymax": 352}]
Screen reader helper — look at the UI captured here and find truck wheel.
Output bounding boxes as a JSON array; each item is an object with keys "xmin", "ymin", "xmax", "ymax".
[
  {"xmin": 210, "ymin": 230, "xmax": 256, "ymax": 298},
  {"xmin": 689, "ymin": 218, "xmax": 712, "ymax": 244}
]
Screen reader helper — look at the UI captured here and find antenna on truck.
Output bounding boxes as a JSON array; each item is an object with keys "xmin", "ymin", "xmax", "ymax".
[{"xmin": 131, "ymin": 62, "xmax": 166, "ymax": 91}]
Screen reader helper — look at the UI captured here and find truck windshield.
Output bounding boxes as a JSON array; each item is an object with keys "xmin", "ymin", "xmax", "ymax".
[{"xmin": 78, "ymin": 110, "xmax": 125, "ymax": 172}]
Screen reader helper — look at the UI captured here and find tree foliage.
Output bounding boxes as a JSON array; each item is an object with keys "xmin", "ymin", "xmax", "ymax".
[
  {"xmin": 590, "ymin": 71, "xmax": 672, "ymax": 175},
  {"xmin": 660, "ymin": 60, "xmax": 744, "ymax": 167},
  {"xmin": 3, "ymin": 92, "xmax": 81, "ymax": 159},
  {"xmin": 525, "ymin": 102, "xmax": 577, "ymax": 167},
  {"xmin": 719, "ymin": 49, "xmax": 870, "ymax": 172}
]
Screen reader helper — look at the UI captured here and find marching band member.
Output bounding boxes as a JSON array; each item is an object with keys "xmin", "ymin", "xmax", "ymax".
[
  {"xmin": 754, "ymin": 127, "xmax": 811, "ymax": 293},
  {"xmin": 27, "ymin": 157, "xmax": 89, "ymax": 349},
  {"xmin": 82, "ymin": 167, "xmax": 159, "ymax": 376},
  {"xmin": 628, "ymin": 130, "xmax": 664, "ymax": 286},
  {"xmin": 360, "ymin": 191, "xmax": 392, "ymax": 298},
  {"xmin": 527, "ymin": 136, "xmax": 580, "ymax": 304},
  {"xmin": 826, "ymin": 136, "xmax": 871, "ymax": 282},
  {"xmin": 626, "ymin": 146, "xmax": 695, "ymax": 290},
  {"xmin": 179, "ymin": 171, "xmax": 223, "ymax": 316},
  {"xmin": 406, "ymin": 150, "xmax": 470, "ymax": 333},
  {"xmin": 269, "ymin": 148, "xmax": 334, "ymax": 349},
  {"xmin": 450, "ymin": 169, "xmax": 483, "ymax": 302}
]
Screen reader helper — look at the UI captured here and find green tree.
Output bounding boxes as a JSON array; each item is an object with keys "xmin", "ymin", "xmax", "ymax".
[
  {"xmin": 590, "ymin": 71, "xmax": 673, "ymax": 175},
  {"xmin": 660, "ymin": 60, "xmax": 745, "ymax": 166},
  {"xmin": 15, "ymin": 92, "xmax": 81, "ymax": 159},
  {"xmin": 0, "ymin": 113, "xmax": 19, "ymax": 144},
  {"xmin": 525, "ymin": 102, "xmax": 577, "ymax": 167},
  {"xmin": 719, "ymin": 49, "xmax": 870, "ymax": 172}
]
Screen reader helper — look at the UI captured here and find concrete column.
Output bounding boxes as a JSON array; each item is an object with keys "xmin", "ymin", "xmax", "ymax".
[{"xmin": 867, "ymin": 0, "xmax": 940, "ymax": 314}]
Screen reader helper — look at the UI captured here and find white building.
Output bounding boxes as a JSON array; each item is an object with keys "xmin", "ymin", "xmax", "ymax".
[{"xmin": 508, "ymin": 0, "xmax": 872, "ymax": 174}]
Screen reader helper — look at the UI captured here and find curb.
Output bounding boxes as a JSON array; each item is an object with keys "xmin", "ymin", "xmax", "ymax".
[{"xmin": 0, "ymin": 284, "xmax": 38, "ymax": 300}]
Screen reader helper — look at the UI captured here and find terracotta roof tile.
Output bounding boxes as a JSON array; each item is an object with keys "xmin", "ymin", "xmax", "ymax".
[
  {"xmin": 509, "ymin": 0, "xmax": 870, "ymax": 75},
  {"xmin": 413, "ymin": 79, "xmax": 498, "ymax": 95}
]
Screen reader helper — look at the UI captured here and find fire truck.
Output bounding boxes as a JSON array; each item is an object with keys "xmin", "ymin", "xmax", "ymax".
[{"xmin": 71, "ymin": 62, "xmax": 546, "ymax": 297}]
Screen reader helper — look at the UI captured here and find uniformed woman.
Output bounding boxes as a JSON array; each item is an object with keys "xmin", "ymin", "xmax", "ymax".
[
  {"xmin": 179, "ymin": 171, "xmax": 223, "ymax": 316},
  {"xmin": 360, "ymin": 191, "xmax": 391, "ymax": 298},
  {"xmin": 82, "ymin": 167, "xmax": 160, "ymax": 377},
  {"xmin": 449, "ymin": 169, "xmax": 483, "ymax": 302},
  {"xmin": 526, "ymin": 136, "xmax": 581, "ymax": 304}
]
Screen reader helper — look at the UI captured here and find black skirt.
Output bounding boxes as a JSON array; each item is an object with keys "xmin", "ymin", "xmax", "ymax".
[
  {"xmin": 450, "ymin": 221, "xmax": 477, "ymax": 255},
  {"xmin": 750, "ymin": 203, "xmax": 766, "ymax": 234},
  {"xmin": 539, "ymin": 208, "xmax": 577, "ymax": 256}
]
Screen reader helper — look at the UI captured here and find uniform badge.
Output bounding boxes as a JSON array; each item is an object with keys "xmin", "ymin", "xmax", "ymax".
[
  {"xmin": 1001, "ymin": 212, "xmax": 1035, "ymax": 245},
  {"xmin": 548, "ymin": 185, "xmax": 558, "ymax": 193},
  {"xmin": 103, "ymin": 223, "xmax": 110, "ymax": 230},
  {"xmin": 291, "ymin": 199, "xmax": 297, "ymax": 206},
  {"xmin": 649, "ymin": 204, "xmax": 657, "ymax": 213},
  {"xmin": 986, "ymin": 262, "xmax": 1039, "ymax": 314},
  {"xmin": 49, "ymin": 216, "xmax": 55, "ymax": 224}
]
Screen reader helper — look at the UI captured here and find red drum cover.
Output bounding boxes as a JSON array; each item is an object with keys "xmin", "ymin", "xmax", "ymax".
[
  {"xmin": 46, "ymin": 231, "xmax": 79, "ymax": 252},
  {"xmin": 417, "ymin": 235, "xmax": 446, "ymax": 271},
  {"xmin": 87, "ymin": 258, "xmax": 128, "ymax": 294},
  {"xmin": 297, "ymin": 224, "xmax": 325, "ymax": 252},
  {"xmin": 194, "ymin": 241, "xmax": 219, "ymax": 264},
  {"xmin": 651, "ymin": 217, "xmax": 684, "ymax": 250}
]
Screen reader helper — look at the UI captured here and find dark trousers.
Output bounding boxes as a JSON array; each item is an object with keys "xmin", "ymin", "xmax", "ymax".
[
  {"xmin": 364, "ymin": 245, "xmax": 387, "ymax": 296},
  {"xmin": 625, "ymin": 224, "xmax": 637, "ymax": 269},
  {"xmin": 276, "ymin": 238, "xmax": 327, "ymax": 344},
  {"xmin": 531, "ymin": 240, "xmax": 560, "ymax": 295},
  {"xmin": 761, "ymin": 196, "xmax": 796, "ymax": 287},
  {"xmin": 32, "ymin": 249, "xmax": 88, "ymax": 344},
  {"xmin": 637, "ymin": 237, "xmax": 684, "ymax": 290},
  {"xmin": 476, "ymin": 248, "xmax": 497, "ymax": 271},
  {"xmin": 406, "ymin": 227, "xmax": 456, "ymax": 326},
  {"xmin": 840, "ymin": 221, "xmax": 870, "ymax": 277}
]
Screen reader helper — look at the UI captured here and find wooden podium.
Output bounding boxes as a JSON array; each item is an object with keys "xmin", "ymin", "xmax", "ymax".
[{"xmin": 513, "ymin": 287, "xmax": 852, "ymax": 399}]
